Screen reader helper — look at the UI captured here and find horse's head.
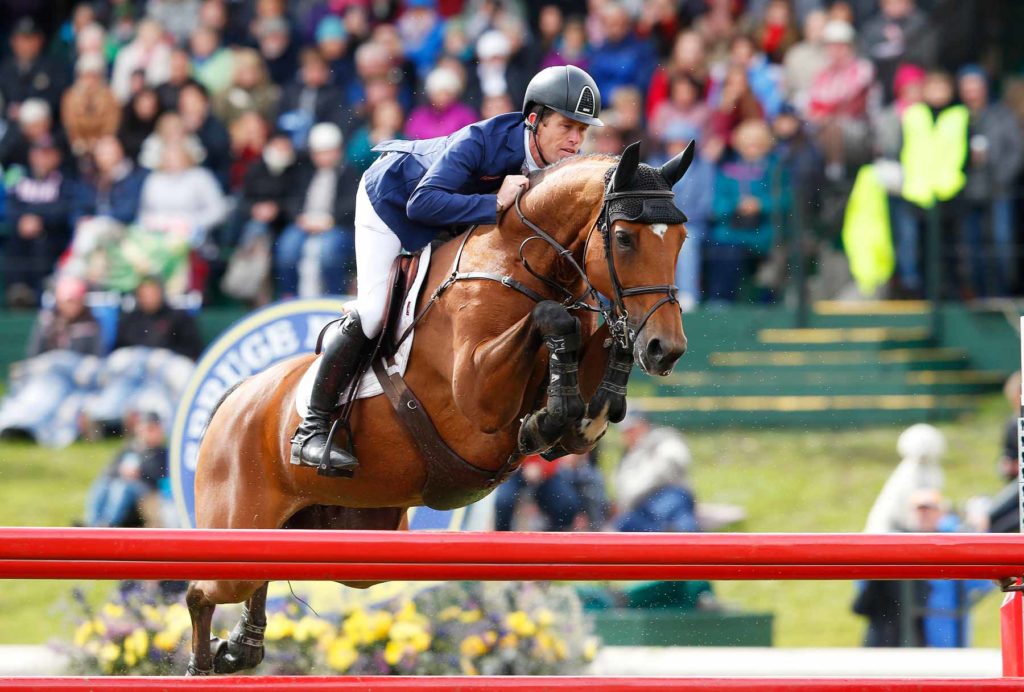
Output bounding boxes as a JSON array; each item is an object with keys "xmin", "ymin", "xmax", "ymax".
[{"xmin": 585, "ymin": 141, "xmax": 694, "ymax": 376}]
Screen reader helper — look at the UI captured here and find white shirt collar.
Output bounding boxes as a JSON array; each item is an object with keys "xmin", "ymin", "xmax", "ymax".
[{"xmin": 523, "ymin": 128, "xmax": 542, "ymax": 173}]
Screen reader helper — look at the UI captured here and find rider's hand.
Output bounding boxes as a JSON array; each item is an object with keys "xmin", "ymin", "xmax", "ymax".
[{"xmin": 496, "ymin": 175, "xmax": 530, "ymax": 215}]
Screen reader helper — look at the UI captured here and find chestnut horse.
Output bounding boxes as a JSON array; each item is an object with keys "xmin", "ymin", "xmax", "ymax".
[{"xmin": 185, "ymin": 142, "xmax": 693, "ymax": 674}]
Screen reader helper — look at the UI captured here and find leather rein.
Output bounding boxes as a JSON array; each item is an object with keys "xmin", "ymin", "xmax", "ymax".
[{"xmin": 393, "ymin": 184, "xmax": 681, "ymax": 353}]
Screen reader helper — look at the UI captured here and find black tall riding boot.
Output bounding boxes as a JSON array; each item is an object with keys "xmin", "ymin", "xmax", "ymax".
[{"xmin": 290, "ymin": 313, "xmax": 371, "ymax": 477}]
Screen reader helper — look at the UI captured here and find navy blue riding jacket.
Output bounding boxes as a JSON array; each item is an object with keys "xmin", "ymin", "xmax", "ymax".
[{"xmin": 363, "ymin": 112, "xmax": 528, "ymax": 249}]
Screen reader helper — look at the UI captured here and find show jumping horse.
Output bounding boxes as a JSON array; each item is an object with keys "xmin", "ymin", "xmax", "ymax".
[{"xmin": 186, "ymin": 141, "xmax": 694, "ymax": 674}]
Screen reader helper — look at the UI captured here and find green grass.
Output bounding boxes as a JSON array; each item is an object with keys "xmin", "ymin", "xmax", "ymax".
[
  {"xmin": 0, "ymin": 397, "xmax": 1015, "ymax": 647},
  {"xmin": 0, "ymin": 439, "xmax": 120, "ymax": 644}
]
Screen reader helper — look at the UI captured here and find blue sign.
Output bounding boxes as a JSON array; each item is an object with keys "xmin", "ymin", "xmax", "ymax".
[{"xmin": 169, "ymin": 299, "xmax": 486, "ymax": 531}]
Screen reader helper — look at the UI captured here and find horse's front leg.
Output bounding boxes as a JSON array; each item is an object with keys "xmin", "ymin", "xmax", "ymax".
[
  {"xmin": 551, "ymin": 325, "xmax": 634, "ymax": 455},
  {"xmin": 516, "ymin": 301, "xmax": 585, "ymax": 455}
]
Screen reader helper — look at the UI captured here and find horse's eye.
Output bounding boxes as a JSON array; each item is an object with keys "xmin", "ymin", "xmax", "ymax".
[{"xmin": 615, "ymin": 231, "xmax": 632, "ymax": 249}]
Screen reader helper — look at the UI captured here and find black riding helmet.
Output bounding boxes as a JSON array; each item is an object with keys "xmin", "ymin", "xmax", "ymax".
[{"xmin": 522, "ymin": 65, "xmax": 604, "ymax": 128}]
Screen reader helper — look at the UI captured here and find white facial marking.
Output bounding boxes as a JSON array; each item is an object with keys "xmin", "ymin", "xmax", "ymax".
[{"xmin": 650, "ymin": 223, "xmax": 668, "ymax": 239}]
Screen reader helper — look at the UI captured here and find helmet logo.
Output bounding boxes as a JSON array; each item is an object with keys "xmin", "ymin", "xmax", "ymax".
[{"xmin": 575, "ymin": 86, "xmax": 595, "ymax": 116}]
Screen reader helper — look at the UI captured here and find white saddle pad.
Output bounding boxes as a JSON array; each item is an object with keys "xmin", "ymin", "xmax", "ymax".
[{"xmin": 295, "ymin": 244, "xmax": 432, "ymax": 417}]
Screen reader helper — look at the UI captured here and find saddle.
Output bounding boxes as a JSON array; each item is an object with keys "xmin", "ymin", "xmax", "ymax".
[{"xmin": 342, "ymin": 246, "xmax": 521, "ymax": 510}]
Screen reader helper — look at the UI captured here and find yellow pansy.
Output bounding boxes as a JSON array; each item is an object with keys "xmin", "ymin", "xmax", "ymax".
[
  {"xmin": 325, "ymin": 638, "xmax": 358, "ymax": 673},
  {"xmin": 410, "ymin": 630, "xmax": 432, "ymax": 653},
  {"xmin": 458, "ymin": 609, "xmax": 482, "ymax": 624},
  {"xmin": 73, "ymin": 621, "xmax": 93, "ymax": 648},
  {"xmin": 263, "ymin": 613, "xmax": 295, "ymax": 641},
  {"xmin": 293, "ymin": 616, "xmax": 330, "ymax": 643},
  {"xmin": 438, "ymin": 606, "xmax": 462, "ymax": 622},
  {"xmin": 583, "ymin": 637, "xmax": 599, "ymax": 662},
  {"xmin": 101, "ymin": 603, "xmax": 125, "ymax": 619},
  {"xmin": 124, "ymin": 650, "xmax": 137, "ymax": 667},
  {"xmin": 460, "ymin": 657, "xmax": 479, "ymax": 676},
  {"xmin": 384, "ymin": 640, "xmax": 404, "ymax": 666},
  {"xmin": 153, "ymin": 630, "xmax": 180, "ymax": 652},
  {"xmin": 91, "ymin": 618, "xmax": 107, "ymax": 636},
  {"xmin": 140, "ymin": 605, "xmax": 162, "ymax": 623},
  {"xmin": 499, "ymin": 633, "xmax": 518, "ymax": 649},
  {"xmin": 124, "ymin": 628, "xmax": 148, "ymax": 659},
  {"xmin": 535, "ymin": 631, "xmax": 553, "ymax": 653},
  {"xmin": 396, "ymin": 601, "xmax": 429, "ymax": 627},
  {"xmin": 553, "ymin": 637, "xmax": 568, "ymax": 661},
  {"xmin": 389, "ymin": 621, "xmax": 424, "ymax": 643},
  {"xmin": 164, "ymin": 604, "xmax": 191, "ymax": 632},
  {"xmin": 369, "ymin": 611, "xmax": 394, "ymax": 642},
  {"xmin": 460, "ymin": 635, "xmax": 487, "ymax": 658},
  {"xmin": 482, "ymin": 631, "xmax": 497, "ymax": 646},
  {"xmin": 534, "ymin": 609, "xmax": 554, "ymax": 628},
  {"xmin": 342, "ymin": 608, "xmax": 368, "ymax": 639},
  {"xmin": 99, "ymin": 642, "xmax": 120, "ymax": 663},
  {"xmin": 505, "ymin": 611, "xmax": 536, "ymax": 637}
]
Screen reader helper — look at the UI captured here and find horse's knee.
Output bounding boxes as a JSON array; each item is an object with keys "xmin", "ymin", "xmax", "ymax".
[{"xmin": 531, "ymin": 301, "xmax": 577, "ymax": 338}]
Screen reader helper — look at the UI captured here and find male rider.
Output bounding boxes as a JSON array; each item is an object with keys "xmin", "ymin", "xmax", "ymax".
[{"xmin": 291, "ymin": 65, "xmax": 604, "ymax": 476}]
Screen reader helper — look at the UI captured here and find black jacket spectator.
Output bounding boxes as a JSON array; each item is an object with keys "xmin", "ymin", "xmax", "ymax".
[
  {"xmin": 114, "ymin": 277, "xmax": 204, "ymax": 360},
  {"xmin": 284, "ymin": 158, "xmax": 360, "ymax": 230},
  {"xmin": 117, "ymin": 88, "xmax": 162, "ymax": 163},
  {"xmin": 178, "ymin": 83, "xmax": 232, "ymax": 189},
  {"xmin": 27, "ymin": 276, "xmax": 104, "ymax": 355},
  {"xmin": 0, "ymin": 17, "xmax": 68, "ymax": 118},
  {"xmin": 237, "ymin": 146, "xmax": 298, "ymax": 232}
]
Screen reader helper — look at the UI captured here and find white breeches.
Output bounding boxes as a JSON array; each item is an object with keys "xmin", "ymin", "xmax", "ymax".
[{"xmin": 353, "ymin": 177, "xmax": 403, "ymax": 338}]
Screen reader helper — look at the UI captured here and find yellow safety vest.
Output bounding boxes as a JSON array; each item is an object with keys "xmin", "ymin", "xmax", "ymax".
[
  {"xmin": 843, "ymin": 164, "xmax": 895, "ymax": 296},
  {"xmin": 900, "ymin": 103, "xmax": 969, "ymax": 208}
]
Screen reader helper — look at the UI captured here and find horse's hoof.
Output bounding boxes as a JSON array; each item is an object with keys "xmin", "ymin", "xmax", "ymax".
[
  {"xmin": 211, "ymin": 635, "xmax": 265, "ymax": 674},
  {"xmin": 186, "ymin": 654, "xmax": 214, "ymax": 676}
]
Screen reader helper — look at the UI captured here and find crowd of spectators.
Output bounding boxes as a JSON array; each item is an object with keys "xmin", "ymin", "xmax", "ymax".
[{"xmin": 0, "ymin": 0, "xmax": 1013, "ymax": 318}]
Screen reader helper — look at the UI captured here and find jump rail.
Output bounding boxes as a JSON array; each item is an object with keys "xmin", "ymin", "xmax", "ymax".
[{"xmin": 0, "ymin": 527, "xmax": 1022, "ymax": 688}]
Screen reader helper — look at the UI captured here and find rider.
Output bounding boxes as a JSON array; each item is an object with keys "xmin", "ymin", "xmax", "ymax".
[{"xmin": 291, "ymin": 65, "xmax": 604, "ymax": 477}]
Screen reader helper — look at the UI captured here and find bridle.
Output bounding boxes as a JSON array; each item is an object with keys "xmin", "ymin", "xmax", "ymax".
[
  {"xmin": 510, "ymin": 183, "xmax": 680, "ymax": 350},
  {"xmin": 393, "ymin": 168, "xmax": 681, "ymax": 353}
]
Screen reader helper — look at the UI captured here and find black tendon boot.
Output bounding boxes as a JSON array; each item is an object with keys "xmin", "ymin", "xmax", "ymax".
[{"xmin": 290, "ymin": 313, "xmax": 371, "ymax": 476}]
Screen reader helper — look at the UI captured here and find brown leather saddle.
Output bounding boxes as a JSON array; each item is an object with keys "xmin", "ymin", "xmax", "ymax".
[{"xmin": 355, "ymin": 250, "xmax": 520, "ymax": 510}]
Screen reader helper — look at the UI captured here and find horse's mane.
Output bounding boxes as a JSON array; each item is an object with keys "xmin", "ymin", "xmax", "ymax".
[{"xmin": 527, "ymin": 153, "xmax": 618, "ymax": 186}]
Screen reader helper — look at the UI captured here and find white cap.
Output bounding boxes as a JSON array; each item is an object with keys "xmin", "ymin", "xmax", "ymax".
[
  {"xmin": 18, "ymin": 98, "xmax": 50, "ymax": 125},
  {"xmin": 821, "ymin": 20, "xmax": 855, "ymax": 44},
  {"xmin": 425, "ymin": 67, "xmax": 462, "ymax": 97},
  {"xmin": 476, "ymin": 30, "xmax": 511, "ymax": 60},
  {"xmin": 308, "ymin": 122, "xmax": 343, "ymax": 152}
]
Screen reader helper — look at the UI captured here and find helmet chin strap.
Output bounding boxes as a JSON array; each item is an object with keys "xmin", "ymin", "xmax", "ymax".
[{"xmin": 527, "ymin": 111, "xmax": 553, "ymax": 168}]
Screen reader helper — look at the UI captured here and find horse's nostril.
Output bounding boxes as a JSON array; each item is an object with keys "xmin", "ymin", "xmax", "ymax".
[{"xmin": 646, "ymin": 338, "xmax": 664, "ymax": 361}]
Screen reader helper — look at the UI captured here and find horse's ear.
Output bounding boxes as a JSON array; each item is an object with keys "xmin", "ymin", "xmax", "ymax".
[
  {"xmin": 660, "ymin": 140, "xmax": 695, "ymax": 187},
  {"xmin": 612, "ymin": 141, "xmax": 642, "ymax": 191}
]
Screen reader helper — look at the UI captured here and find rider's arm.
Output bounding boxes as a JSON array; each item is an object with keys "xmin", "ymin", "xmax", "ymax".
[{"xmin": 406, "ymin": 131, "xmax": 500, "ymax": 226}]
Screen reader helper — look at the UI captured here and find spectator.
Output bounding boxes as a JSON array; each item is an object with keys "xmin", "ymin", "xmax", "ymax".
[
  {"xmin": 73, "ymin": 21, "xmax": 110, "ymax": 65},
  {"xmin": 178, "ymin": 83, "xmax": 232, "ymax": 189},
  {"xmin": 61, "ymin": 53, "xmax": 120, "ymax": 158},
  {"xmin": 189, "ymin": 26, "xmax": 234, "ymax": 97},
  {"xmin": 147, "ymin": 0, "xmax": 201, "ymax": 44},
  {"xmin": 782, "ymin": 10, "xmax": 828, "ymax": 113},
  {"xmin": 859, "ymin": 0, "xmax": 938, "ymax": 103},
  {"xmin": 5, "ymin": 137, "xmax": 74, "ymax": 306},
  {"xmin": 864, "ymin": 423, "xmax": 946, "ymax": 533},
  {"xmin": 637, "ymin": 0, "xmax": 682, "ymax": 59},
  {"xmin": 752, "ymin": 0, "xmax": 800, "ymax": 64},
  {"xmin": 605, "ymin": 86, "xmax": 645, "ymax": 149},
  {"xmin": 277, "ymin": 47, "xmax": 347, "ymax": 150},
  {"xmin": 114, "ymin": 276, "xmax": 203, "ymax": 360},
  {"xmin": 873, "ymin": 64, "xmax": 926, "ymax": 162},
  {"xmin": 275, "ymin": 123, "xmax": 359, "ymax": 297},
  {"xmin": 406, "ymin": 67, "xmax": 478, "ymax": 140},
  {"xmin": 117, "ymin": 88, "xmax": 162, "ymax": 164},
  {"xmin": 84, "ymin": 410, "xmax": 169, "ymax": 527},
  {"xmin": 563, "ymin": 452, "xmax": 610, "ymax": 531},
  {"xmin": 556, "ymin": 16, "xmax": 590, "ymax": 71},
  {"xmin": 137, "ymin": 140, "xmax": 228, "ymax": 249},
  {"xmin": 71, "ymin": 134, "xmax": 148, "ymax": 227},
  {"xmin": 693, "ymin": 0, "xmax": 742, "ymax": 67},
  {"xmin": 253, "ymin": 16, "xmax": 299, "ymax": 87},
  {"xmin": 613, "ymin": 411, "xmax": 699, "ymax": 533},
  {"xmin": 984, "ymin": 372, "xmax": 1022, "ymax": 534},
  {"xmin": 958, "ymin": 66, "xmax": 1024, "ymax": 298},
  {"xmin": 772, "ymin": 103, "xmax": 824, "ymax": 233},
  {"xmin": 646, "ymin": 30, "xmax": 709, "ymax": 123},
  {"xmin": 479, "ymin": 93, "xmax": 513, "ymax": 120},
  {"xmin": 587, "ymin": 4, "xmax": 657, "ymax": 100},
  {"xmin": 806, "ymin": 20, "xmax": 874, "ymax": 181},
  {"xmin": 155, "ymin": 47, "xmax": 202, "ymax": 112},
  {"xmin": 315, "ymin": 16, "xmax": 356, "ymax": 96},
  {"xmin": 707, "ymin": 65, "xmax": 764, "ymax": 147},
  {"xmin": 714, "ymin": 33, "xmax": 784, "ymax": 120},
  {"xmin": 494, "ymin": 455, "xmax": 583, "ymax": 532},
  {"xmin": 0, "ymin": 98, "xmax": 69, "ymax": 170},
  {"xmin": 894, "ymin": 71, "xmax": 969, "ymax": 299},
  {"xmin": 398, "ymin": 0, "xmax": 446, "ymax": 80},
  {"xmin": 110, "ymin": 19, "xmax": 172, "ymax": 103},
  {"xmin": 227, "ymin": 111, "xmax": 270, "ymax": 191},
  {"xmin": 707, "ymin": 119, "xmax": 788, "ymax": 303},
  {"xmin": 346, "ymin": 99, "xmax": 405, "ymax": 175},
  {"xmin": 472, "ymin": 30, "xmax": 527, "ymax": 106},
  {"xmin": 26, "ymin": 274, "xmax": 103, "ymax": 355},
  {"xmin": 212, "ymin": 48, "xmax": 281, "ymax": 127},
  {"xmin": 536, "ymin": 4, "xmax": 566, "ymax": 69},
  {"xmin": 650, "ymin": 72, "xmax": 709, "ymax": 144},
  {"xmin": 138, "ymin": 112, "xmax": 207, "ymax": 174},
  {"xmin": 0, "ymin": 17, "xmax": 67, "ymax": 120}
]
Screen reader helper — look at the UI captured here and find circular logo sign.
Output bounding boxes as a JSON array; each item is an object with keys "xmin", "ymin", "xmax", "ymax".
[{"xmin": 169, "ymin": 299, "xmax": 489, "ymax": 532}]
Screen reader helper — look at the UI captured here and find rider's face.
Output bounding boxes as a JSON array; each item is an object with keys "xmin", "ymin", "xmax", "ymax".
[{"xmin": 534, "ymin": 111, "xmax": 589, "ymax": 161}]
